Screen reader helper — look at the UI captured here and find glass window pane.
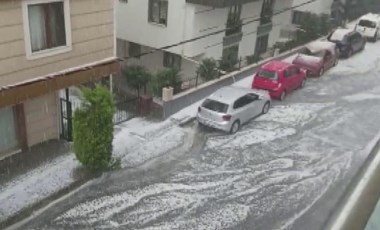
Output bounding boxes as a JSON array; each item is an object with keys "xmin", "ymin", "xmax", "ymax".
[{"xmin": 0, "ymin": 107, "xmax": 18, "ymax": 155}]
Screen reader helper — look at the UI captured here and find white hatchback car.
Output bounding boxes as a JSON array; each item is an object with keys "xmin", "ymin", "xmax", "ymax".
[
  {"xmin": 355, "ymin": 13, "xmax": 380, "ymax": 42},
  {"xmin": 197, "ymin": 86, "xmax": 271, "ymax": 134}
]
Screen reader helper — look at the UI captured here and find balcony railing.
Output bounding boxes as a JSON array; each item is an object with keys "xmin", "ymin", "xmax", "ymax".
[
  {"xmin": 186, "ymin": 0, "xmax": 259, "ymax": 8},
  {"xmin": 223, "ymin": 32, "xmax": 243, "ymax": 47},
  {"xmin": 257, "ymin": 22, "xmax": 273, "ymax": 37}
]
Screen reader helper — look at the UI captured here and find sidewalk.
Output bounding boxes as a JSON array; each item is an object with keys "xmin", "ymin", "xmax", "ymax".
[{"xmin": 0, "ymin": 107, "xmax": 197, "ymax": 227}]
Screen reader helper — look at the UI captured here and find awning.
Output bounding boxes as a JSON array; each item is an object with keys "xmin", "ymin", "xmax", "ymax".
[{"xmin": 0, "ymin": 58, "xmax": 120, "ymax": 107}]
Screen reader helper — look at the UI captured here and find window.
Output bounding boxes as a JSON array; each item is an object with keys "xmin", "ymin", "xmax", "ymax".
[
  {"xmin": 202, "ymin": 99, "xmax": 229, "ymax": 113},
  {"xmin": 119, "ymin": 0, "xmax": 128, "ymax": 3},
  {"xmin": 23, "ymin": 0, "xmax": 71, "ymax": 59},
  {"xmin": 163, "ymin": 52, "xmax": 181, "ymax": 69},
  {"xmin": 258, "ymin": 70, "xmax": 278, "ymax": 80},
  {"xmin": 358, "ymin": 19, "xmax": 377, "ymax": 28},
  {"xmin": 255, "ymin": 34, "xmax": 269, "ymax": 55},
  {"xmin": 233, "ymin": 95, "xmax": 255, "ymax": 109},
  {"xmin": 148, "ymin": 0, "xmax": 168, "ymax": 26},
  {"xmin": 284, "ymin": 68, "xmax": 291, "ymax": 78},
  {"xmin": 292, "ymin": 10, "xmax": 308, "ymax": 25},
  {"xmin": 129, "ymin": 42, "xmax": 141, "ymax": 59}
]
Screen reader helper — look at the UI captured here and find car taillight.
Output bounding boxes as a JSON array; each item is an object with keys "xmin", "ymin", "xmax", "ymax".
[
  {"xmin": 222, "ymin": 115, "xmax": 232, "ymax": 121},
  {"xmin": 198, "ymin": 107, "xmax": 201, "ymax": 112}
]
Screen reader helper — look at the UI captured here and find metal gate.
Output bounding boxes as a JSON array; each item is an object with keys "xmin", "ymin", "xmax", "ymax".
[{"xmin": 60, "ymin": 98, "xmax": 73, "ymax": 141}]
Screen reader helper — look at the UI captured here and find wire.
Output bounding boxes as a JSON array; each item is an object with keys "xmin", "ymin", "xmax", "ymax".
[{"xmin": 119, "ymin": 0, "xmax": 320, "ymax": 61}]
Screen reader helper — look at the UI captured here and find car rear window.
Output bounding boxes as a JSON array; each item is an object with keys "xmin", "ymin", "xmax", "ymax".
[
  {"xmin": 202, "ymin": 99, "xmax": 229, "ymax": 113},
  {"xmin": 258, "ymin": 70, "xmax": 278, "ymax": 80},
  {"xmin": 358, "ymin": 19, "xmax": 377, "ymax": 28}
]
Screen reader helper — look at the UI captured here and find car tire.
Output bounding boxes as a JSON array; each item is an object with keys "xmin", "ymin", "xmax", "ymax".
[
  {"xmin": 301, "ymin": 78, "xmax": 306, "ymax": 88},
  {"xmin": 230, "ymin": 120, "xmax": 240, "ymax": 134},
  {"xmin": 262, "ymin": 102, "xmax": 270, "ymax": 114},
  {"xmin": 280, "ymin": 91, "xmax": 286, "ymax": 101},
  {"xmin": 348, "ymin": 49, "xmax": 353, "ymax": 58},
  {"xmin": 318, "ymin": 67, "xmax": 324, "ymax": 77},
  {"xmin": 334, "ymin": 57, "xmax": 339, "ymax": 66}
]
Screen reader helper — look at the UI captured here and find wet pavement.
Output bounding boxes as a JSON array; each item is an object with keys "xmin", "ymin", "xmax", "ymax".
[{"xmin": 16, "ymin": 42, "xmax": 380, "ymax": 230}]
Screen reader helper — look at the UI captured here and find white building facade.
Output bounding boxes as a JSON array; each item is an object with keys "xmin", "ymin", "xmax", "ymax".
[{"xmin": 116, "ymin": 0, "xmax": 293, "ymax": 81}]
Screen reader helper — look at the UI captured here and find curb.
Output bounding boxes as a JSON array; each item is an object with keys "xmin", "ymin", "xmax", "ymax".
[{"xmin": 0, "ymin": 172, "xmax": 100, "ymax": 230}]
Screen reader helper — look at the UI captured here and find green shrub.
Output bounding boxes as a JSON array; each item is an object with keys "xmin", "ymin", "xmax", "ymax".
[
  {"xmin": 123, "ymin": 65, "xmax": 152, "ymax": 95},
  {"xmin": 197, "ymin": 58, "xmax": 219, "ymax": 81},
  {"xmin": 151, "ymin": 68, "xmax": 181, "ymax": 97},
  {"xmin": 73, "ymin": 85, "xmax": 116, "ymax": 171},
  {"xmin": 219, "ymin": 52, "xmax": 238, "ymax": 73}
]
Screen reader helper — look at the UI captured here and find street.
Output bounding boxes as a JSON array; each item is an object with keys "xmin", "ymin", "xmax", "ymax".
[{"xmin": 19, "ymin": 42, "xmax": 380, "ymax": 230}]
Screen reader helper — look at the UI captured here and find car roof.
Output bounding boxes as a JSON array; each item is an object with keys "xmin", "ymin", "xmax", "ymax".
[
  {"xmin": 359, "ymin": 13, "xmax": 380, "ymax": 21},
  {"xmin": 261, "ymin": 60, "xmax": 291, "ymax": 72},
  {"xmin": 306, "ymin": 41, "xmax": 336, "ymax": 53},
  {"xmin": 207, "ymin": 86, "xmax": 259, "ymax": 104},
  {"xmin": 330, "ymin": 28, "xmax": 353, "ymax": 40}
]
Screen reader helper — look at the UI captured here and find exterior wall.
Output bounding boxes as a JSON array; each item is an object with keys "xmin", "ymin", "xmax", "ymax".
[
  {"xmin": 0, "ymin": 0, "xmax": 114, "ymax": 88},
  {"xmin": 270, "ymin": 0, "xmax": 294, "ymax": 46},
  {"xmin": 116, "ymin": 0, "xmax": 186, "ymax": 55},
  {"xmin": 239, "ymin": 1, "xmax": 262, "ymax": 59},
  {"xmin": 24, "ymin": 93, "xmax": 59, "ymax": 147},
  {"xmin": 292, "ymin": 0, "xmax": 334, "ymax": 15}
]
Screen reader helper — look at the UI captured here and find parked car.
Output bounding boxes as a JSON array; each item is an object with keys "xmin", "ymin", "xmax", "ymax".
[
  {"xmin": 355, "ymin": 13, "xmax": 380, "ymax": 42},
  {"xmin": 292, "ymin": 41, "xmax": 339, "ymax": 77},
  {"xmin": 327, "ymin": 29, "xmax": 366, "ymax": 58},
  {"xmin": 197, "ymin": 86, "xmax": 271, "ymax": 134},
  {"xmin": 251, "ymin": 60, "xmax": 306, "ymax": 101}
]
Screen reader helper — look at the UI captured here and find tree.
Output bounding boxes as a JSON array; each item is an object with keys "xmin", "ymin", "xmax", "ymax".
[
  {"xmin": 151, "ymin": 68, "xmax": 181, "ymax": 97},
  {"xmin": 123, "ymin": 65, "xmax": 151, "ymax": 96},
  {"xmin": 73, "ymin": 85, "xmax": 116, "ymax": 171},
  {"xmin": 197, "ymin": 58, "xmax": 219, "ymax": 81}
]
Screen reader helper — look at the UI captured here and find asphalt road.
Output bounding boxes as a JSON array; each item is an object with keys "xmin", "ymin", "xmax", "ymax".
[{"xmin": 18, "ymin": 42, "xmax": 380, "ymax": 230}]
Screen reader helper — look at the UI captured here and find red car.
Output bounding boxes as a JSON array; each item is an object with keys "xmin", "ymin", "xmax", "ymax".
[
  {"xmin": 292, "ymin": 41, "xmax": 339, "ymax": 77},
  {"xmin": 252, "ymin": 60, "xmax": 306, "ymax": 101}
]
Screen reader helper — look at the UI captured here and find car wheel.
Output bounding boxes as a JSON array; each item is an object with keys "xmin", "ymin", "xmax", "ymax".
[
  {"xmin": 348, "ymin": 49, "xmax": 353, "ymax": 57},
  {"xmin": 262, "ymin": 102, "xmax": 270, "ymax": 114},
  {"xmin": 280, "ymin": 91, "xmax": 286, "ymax": 101},
  {"xmin": 301, "ymin": 78, "xmax": 306, "ymax": 88},
  {"xmin": 334, "ymin": 57, "xmax": 339, "ymax": 66},
  {"xmin": 318, "ymin": 67, "xmax": 325, "ymax": 77},
  {"xmin": 230, "ymin": 120, "xmax": 240, "ymax": 134}
]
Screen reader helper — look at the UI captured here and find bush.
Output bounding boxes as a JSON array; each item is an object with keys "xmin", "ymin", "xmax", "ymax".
[
  {"xmin": 246, "ymin": 54, "xmax": 262, "ymax": 65},
  {"xmin": 151, "ymin": 68, "xmax": 181, "ymax": 97},
  {"xmin": 73, "ymin": 85, "xmax": 116, "ymax": 171},
  {"xmin": 123, "ymin": 65, "xmax": 151, "ymax": 95},
  {"xmin": 219, "ymin": 52, "xmax": 238, "ymax": 73},
  {"xmin": 197, "ymin": 58, "xmax": 219, "ymax": 81}
]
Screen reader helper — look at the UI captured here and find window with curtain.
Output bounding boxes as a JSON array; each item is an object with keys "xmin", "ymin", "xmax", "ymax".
[
  {"xmin": 148, "ymin": 0, "xmax": 168, "ymax": 25},
  {"xmin": 28, "ymin": 1, "xmax": 67, "ymax": 52}
]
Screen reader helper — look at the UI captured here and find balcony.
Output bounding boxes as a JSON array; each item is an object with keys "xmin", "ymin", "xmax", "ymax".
[
  {"xmin": 223, "ymin": 32, "xmax": 243, "ymax": 47},
  {"xmin": 257, "ymin": 22, "xmax": 273, "ymax": 37},
  {"xmin": 186, "ymin": 0, "xmax": 259, "ymax": 8}
]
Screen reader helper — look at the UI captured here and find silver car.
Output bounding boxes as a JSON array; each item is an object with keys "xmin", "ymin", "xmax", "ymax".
[{"xmin": 197, "ymin": 86, "xmax": 271, "ymax": 134}]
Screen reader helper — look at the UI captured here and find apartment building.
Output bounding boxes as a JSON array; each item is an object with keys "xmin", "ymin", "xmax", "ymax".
[
  {"xmin": 116, "ymin": 0, "xmax": 293, "ymax": 81},
  {"xmin": 0, "ymin": 0, "xmax": 119, "ymax": 158}
]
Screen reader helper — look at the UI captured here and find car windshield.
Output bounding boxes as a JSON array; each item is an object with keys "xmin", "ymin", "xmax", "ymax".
[
  {"xmin": 358, "ymin": 19, "xmax": 377, "ymax": 28},
  {"xmin": 201, "ymin": 99, "xmax": 229, "ymax": 113},
  {"xmin": 258, "ymin": 70, "xmax": 278, "ymax": 80}
]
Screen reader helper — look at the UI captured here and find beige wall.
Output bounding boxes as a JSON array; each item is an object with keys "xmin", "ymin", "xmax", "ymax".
[
  {"xmin": 0, "ymin": 0, "xmax": 114, "ymax": 88},
  {"xmin": 24, "ymin": 92, "xmax": 59, "ymax": 147}
]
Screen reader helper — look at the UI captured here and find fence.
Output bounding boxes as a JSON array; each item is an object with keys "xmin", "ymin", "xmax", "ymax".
[{"xmin": 113, "ymin": 97, "xmax": 139, "ymax": 125}]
